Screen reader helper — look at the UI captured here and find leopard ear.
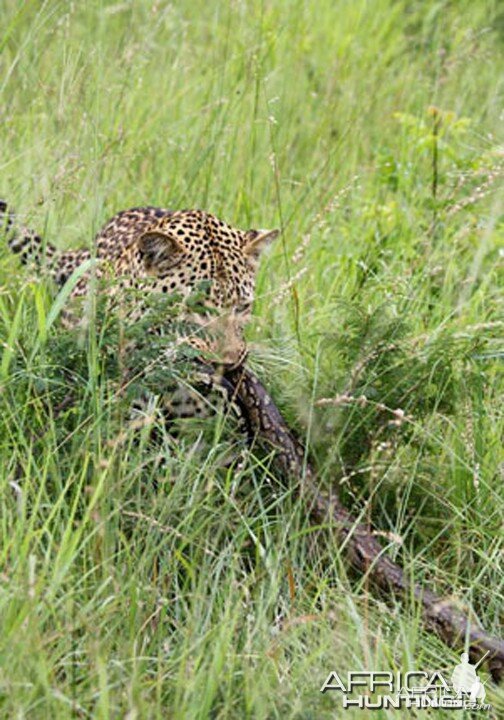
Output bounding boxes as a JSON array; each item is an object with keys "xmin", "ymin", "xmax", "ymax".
[
  {"xmin": 243, "ymin": 228, "xmax": 279, "ymax": 260},
  {"xmin": 138, "ymin": 230, "xmax": 186, "ymax": 272}
]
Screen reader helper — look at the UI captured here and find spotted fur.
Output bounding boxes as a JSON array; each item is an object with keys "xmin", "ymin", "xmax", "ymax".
[{"xmin": 3, "ymin": 201, "xmax": 278, "ymax": 419}]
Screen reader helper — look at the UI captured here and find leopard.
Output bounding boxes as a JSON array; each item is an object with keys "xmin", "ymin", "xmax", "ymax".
[{"xmin": 2, "ymin": 200, "xmax": 278, "ymax": 421}]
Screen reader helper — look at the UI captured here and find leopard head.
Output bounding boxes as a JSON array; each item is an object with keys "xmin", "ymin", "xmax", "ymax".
[{"xmin": 137, "ymin": 210, "xmax": 279, "ymax": 368}]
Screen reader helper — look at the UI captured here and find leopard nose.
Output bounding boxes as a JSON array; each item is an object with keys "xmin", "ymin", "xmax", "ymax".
[
  {"xmin": 208, "ymin": 315, "xmax": 247, "ymax": 368},
  {"xmin": 221, "ymin": 342, "xmax": 248, "ymax": 369}
]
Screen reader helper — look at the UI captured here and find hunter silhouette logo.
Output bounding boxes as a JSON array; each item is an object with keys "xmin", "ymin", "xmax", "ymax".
[
  {"xmin": 451, "ymin": 653, "xmax": 486, "ymax": 702},
  {"xmin": 320, "ymin": 651, "xmax": 491, "ymax": 710}
]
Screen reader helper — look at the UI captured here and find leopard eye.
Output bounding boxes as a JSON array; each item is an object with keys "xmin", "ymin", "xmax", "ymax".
[{"xmin": 236, "ymin": 302, "xmax": 252, "ymax": 314}]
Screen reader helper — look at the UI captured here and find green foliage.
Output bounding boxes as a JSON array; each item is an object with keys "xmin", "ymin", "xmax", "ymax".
[{"xmin": 0, "ymin": 0, "xmax": 503, "ymax": 717}]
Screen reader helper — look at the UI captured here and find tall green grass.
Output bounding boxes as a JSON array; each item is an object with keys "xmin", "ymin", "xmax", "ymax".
[{"xmin": 1, "ymin": 0, "xmax": 503, "ymax": 717}]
